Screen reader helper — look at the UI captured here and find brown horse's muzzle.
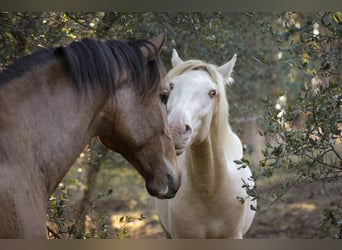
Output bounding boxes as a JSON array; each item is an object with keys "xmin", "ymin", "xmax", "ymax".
[
  {"xmin": 145, "ymin": 163, "xmax": 181, "ymax": 199},
  {"xmin": 99, "ymin": 134, "xmax": 181, "ymax": 199}
]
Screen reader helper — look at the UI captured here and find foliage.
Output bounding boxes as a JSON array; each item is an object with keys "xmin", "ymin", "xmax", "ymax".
[
  {"xmin": 47, "ymin": 174, "xmax": 145, "ymax": 239},
  {"xmin": 255, "ymin": 12, "xmax": 342, "ymax": 238},
  {"xmin": 46, "ymin": 166, "xmax": 112, "ymax": 239}
]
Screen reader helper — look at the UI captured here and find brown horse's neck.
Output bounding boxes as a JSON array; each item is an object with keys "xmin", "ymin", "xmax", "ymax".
[{"xmin": 0, "ymin": 60, "xmax": 106, "ymax": 195}]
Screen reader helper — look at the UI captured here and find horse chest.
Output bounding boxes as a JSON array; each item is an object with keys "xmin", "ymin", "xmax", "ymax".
[
  {"xmin": 170, "ymin": 200, "xmax": 243, "ymax": 238},
  {"xmin": 174, "ymin": 186, "xmax": 241, "ymax": 215},
  {"xmin": 167, "ymin": 180, "xmax": 246, "ymax": 237}
]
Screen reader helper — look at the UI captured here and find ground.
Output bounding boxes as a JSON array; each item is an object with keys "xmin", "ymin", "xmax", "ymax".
[
  {"xmin": 48, "ymin": 158, "xmax": 341, "ymax": 239},
  {"xmin": 97, "ymin": 181, "xmax": 338, "ymax": 239}
]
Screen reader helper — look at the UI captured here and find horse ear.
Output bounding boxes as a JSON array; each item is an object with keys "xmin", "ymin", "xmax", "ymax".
[
  {"xmin": 141, "ymin": 32, "xmax": 167, "ymax": 61},
  {"xmin": 171, "ymin": 49, "xmax": 184, "ymax": 67},
  {"xmin": 217, "ymin": 54, "xmax": 237, "ymax": 85}
]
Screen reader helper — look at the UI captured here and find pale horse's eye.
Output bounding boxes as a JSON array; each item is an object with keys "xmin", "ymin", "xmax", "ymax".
[{"xmin": 208, "ymin": 89, "xmax": 217, "ymax": 97}]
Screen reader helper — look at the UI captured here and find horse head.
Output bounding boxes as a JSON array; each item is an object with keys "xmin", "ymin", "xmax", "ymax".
[
  {"xmin": 166, "ymin": 49, "xmax": 237, "ymax": 155},
  {"xmin": 99, "ymin": 34, "xmax": 181, "ymax": 199}
]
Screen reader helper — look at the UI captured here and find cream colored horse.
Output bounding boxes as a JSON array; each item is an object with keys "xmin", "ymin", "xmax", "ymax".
[{"xmin": 155, "ymin": 49, "xmax": 256, "ymax": 238}]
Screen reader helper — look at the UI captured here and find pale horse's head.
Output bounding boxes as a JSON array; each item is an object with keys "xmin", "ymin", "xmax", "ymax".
[{"xmin": 165, "ymin": 49, "xmax": 237, "ymax": 155}]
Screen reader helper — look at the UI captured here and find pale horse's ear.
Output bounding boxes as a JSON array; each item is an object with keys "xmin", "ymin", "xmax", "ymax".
[
  {"xmin": 217, "ymin": 54, "xmax": 237, "ymax": 85},
  {"xmin": 171, "ymin": 49, "xmax": 184, "ymax": 67}
]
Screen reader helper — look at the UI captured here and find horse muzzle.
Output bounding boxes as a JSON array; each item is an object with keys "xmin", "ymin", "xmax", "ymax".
[
  {"xmin": 146, "ymin": 172, "xmax": 181, "ymax": 199},
  {"xmin": 168, "ymin": 118, "xmax": 192, "ymax": 156}
]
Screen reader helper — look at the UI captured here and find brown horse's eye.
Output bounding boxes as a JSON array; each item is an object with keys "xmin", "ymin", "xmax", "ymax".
[
  {"xmin": 160, "ymin": 92, "xmax": 169, "ymax": 104},
  {"xmin": 209, "ymin": 89, "xmax": 217, "ymax": 97},
  {"xmin": 169, "ymin": 83, "xmax": 174, "ymax": 90}
]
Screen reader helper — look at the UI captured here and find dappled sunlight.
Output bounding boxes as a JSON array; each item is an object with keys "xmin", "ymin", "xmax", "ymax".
[
  {"xmin": 289, "ymin": 202, "xmax": 317, "ymax": 212},
  {"xmin": 110, "ymin": 211, "xmax": 163, "ymax": 239},
  {"xmin": 111, "ymin": 213, "xmax": 145, "ymax": 231}
]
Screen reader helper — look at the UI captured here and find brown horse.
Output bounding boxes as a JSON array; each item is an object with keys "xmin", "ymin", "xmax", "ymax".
[{"xmin": 0, "ymin": 33, "xmax": 181, "ymax": 238}]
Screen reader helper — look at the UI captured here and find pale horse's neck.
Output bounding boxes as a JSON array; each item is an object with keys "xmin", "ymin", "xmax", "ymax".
[{"xmin": 181, "ymin": 118, "xmax": 243, "ymax": 197}]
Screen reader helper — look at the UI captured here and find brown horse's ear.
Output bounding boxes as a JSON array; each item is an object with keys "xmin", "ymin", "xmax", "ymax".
[{"xmin": 141, "ymin": 32, "xmax": 167, "ymax": 61}]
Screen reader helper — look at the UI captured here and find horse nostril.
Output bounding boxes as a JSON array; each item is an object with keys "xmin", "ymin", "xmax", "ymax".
[
  {"xmin": 165, "ymin": 173, "xmax": 178, "ymax": 198},
  {"xmin": 184, "ymin": 124, "xmax": 192, "ymax": 135},
  {"xmin": 167, "ymin": 173, "xmax": 174, "ymax": 187}
]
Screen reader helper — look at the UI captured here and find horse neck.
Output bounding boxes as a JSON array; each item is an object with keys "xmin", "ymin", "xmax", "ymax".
[
  {"xmin": 182, "ymin": 113, "xmax": 243, "ymax": 197},
  {"xmin": 0, "ymin": 61, "xmax": 105, "ymax": 194}
]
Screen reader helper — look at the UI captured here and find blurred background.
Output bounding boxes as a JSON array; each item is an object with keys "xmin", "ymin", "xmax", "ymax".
[{"xmin": 0, "ymin": 12, "xmax": 341, "ymax": 238}]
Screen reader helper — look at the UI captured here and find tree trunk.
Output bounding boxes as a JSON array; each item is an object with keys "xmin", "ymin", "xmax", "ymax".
[{"xmin": 72, "ymin": 138, "xmax": 108, "ymax": 238}]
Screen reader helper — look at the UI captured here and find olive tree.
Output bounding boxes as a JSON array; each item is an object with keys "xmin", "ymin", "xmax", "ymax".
[{"xmin": 255, "ymin": 12, "xmax": 342, "ymax": 238}]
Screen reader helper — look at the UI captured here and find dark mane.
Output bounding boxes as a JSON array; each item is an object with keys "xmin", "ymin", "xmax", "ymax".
[
  {"xmin": 0, "ymin": 38, "xmax": 163, "ymax": 97},
  {"xmin": 0, "ymin": 48, "xmax": 55, "ymax": 85}
]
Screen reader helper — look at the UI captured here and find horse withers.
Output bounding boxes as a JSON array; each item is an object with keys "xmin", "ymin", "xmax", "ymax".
[
  {"xmin": 155, "ymin": 49, "xmax": 256, "ymax": 238},
  {"xmin": 0, "ymin": 33, "xmax": 181, "ymax": 238}
]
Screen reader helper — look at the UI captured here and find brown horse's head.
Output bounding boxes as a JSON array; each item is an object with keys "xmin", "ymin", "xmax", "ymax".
[{"xmin": 98, "ymin": 33, "xmax": 181, "ymax": 199}]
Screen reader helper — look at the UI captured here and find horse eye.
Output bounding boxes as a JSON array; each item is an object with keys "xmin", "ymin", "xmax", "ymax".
[
  {"xmin": 169, "ymin": 83, "xmax": 174, "ymax": 90},
  {"xmin": 160, "ymin": 92, "xmax": 169, "ymax": 104},
  {"xmin": 209, "ymin": 89, "xmax": 217, "ymax": 97}
]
